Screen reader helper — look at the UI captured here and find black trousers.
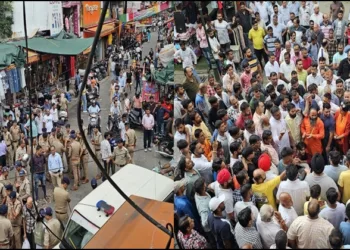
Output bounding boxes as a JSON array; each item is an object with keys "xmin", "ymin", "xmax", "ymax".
[
  {"xmin": 27, "ymin": 232, "xmax": 35, "ymax": 249},
  {"xmin": 144, "ymin": 129, "xmax": 153, "ymax": 149},
  {"xmin": 254, "ymin": 48, "xmax": 268, "ymax": 67},
  {"xmin": 0, "ymin": 155, "xmax": 6, "ymax": 167}
]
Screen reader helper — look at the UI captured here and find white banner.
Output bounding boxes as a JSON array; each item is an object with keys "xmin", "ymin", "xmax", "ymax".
[{"xmin": 48, "ymin": 1, "xmax": 63, "ymax": 36}]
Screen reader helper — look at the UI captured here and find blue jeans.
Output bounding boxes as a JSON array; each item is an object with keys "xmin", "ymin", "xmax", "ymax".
[
  {"xmin": 34, "ymin": 173, "xmax": 47, "ymax": 200},
  {"xmin": 201, "ymin": 47, "xmax": 211, "ymax": 67},
  {"xmin": 82, "ymin": 94, "xmax": 87, "ymax": 112},
  {"xmin": 192, "ymin": 68, "xmax": 201, "ymax": 83},
  {"xmin": 157, "ymin": 121, "xmax": 164, "ymax": 135}
]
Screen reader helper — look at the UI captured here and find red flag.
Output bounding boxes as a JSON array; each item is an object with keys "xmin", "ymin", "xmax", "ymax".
[{"xmin": 218, "ymin": 1, "xmax": 223, "ymax": 9}]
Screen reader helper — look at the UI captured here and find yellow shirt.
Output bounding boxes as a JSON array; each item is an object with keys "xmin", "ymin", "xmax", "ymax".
[
  {"xmin": 191, "ymin": 122, "xmax": 212, "ymax": 141},
  {"xmin": 248, "ymin": 27, "xmax": 265, "ymax": 50},
  {"xmin": 252, "ymin": 176, "xmax": 281, "ymax": 210},
  {"xmin": 338, "ymin": 170, "xmax": 350, "ymax": 204},
  {"xmin": 297, "ymin": 70, "xmax": 308, "ymax": 86}
]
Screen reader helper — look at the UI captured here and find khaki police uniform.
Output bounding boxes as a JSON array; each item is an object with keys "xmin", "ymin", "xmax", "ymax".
[
  {"xmin": 0, "ymin": 175, "xmax": 10, "ymax": 187},
  {"xmin": 92, "ymin": 131, "xmax": 102, "ymax": 176},
  {"xmin": 79, "ymin": 138, "xmax": 89, "ymax": 181},
  {"xmin": 10, "ymin": 125, "xmax": 20, "ymax": 162},
  {"xmin": 113, "ymin": 146, "xmax": 130, "ymax": 172},
  {"xmin": 125, "ymin": 128, "xmax": 137, "ymax": 163},
  {"xmin": 43, "ymin": 218, "xmax": 62, "ymax": 248},
  {"xmin": 63, "ymin": 130, "xmax": 71, "ymax": 173},
  {"xmin": 3, "ymin": 132, "xmax": 13, "ymax": 167},
  {"xmin": 0, "ymin": 183, "xmax": 6, "ymax": 205},
  {"xmin": 53, "ymin": 186, "xmax": 70, "ymax": 225},
  {"xmin": 48, "ymin": 133, "xmax": 57, "ymax": 146},
  {"xmin": 14, "ymin": 169, "xmax": 27, "ymax": 187},
  {"xmin": 7, "ymin": 199, "xmax": 22, "ymax": 249},
  {"xmin": 68, "ymin": 140, "xmax": 81, "ymax": 188},
  {"xmin": 39, "ymin": 138, "xmax": 50, "ymax": 155},
  {"xmin": 18, "ymin": 178, "xmax": 30, "ymax": 204},
  {"xmin": 51, "ymin": 139, "xmax": 65, "ymax": 157},
  {"xmin": 15, "ymin": 146, "xmax": 26, "ymax": 162},
  {"xmin": 0, "ymin": 215, "xmax": 13, "ymax": 249}
]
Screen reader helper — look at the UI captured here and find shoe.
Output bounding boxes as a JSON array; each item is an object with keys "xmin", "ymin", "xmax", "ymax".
[
  {"xmin": 82, "ymin": 179, "xmax": 89, "ymax": 184},
  {"xmin": 144, "ymin": 149, "xmax": 148, "ymax": 152},
  {"xmin": 71, "ymin": 186, "xmax": 78, "ymax": 191},
  {"xmin": 148, "ymin": 148, "xmax": 152, "ymax": 152},
  {"xmin": 95, "ymin": 174, "xmax": 101, "ymax": 180},
  {"xmin": 83, "ymin": 110, "xmax": 87, "ymax": 113}
]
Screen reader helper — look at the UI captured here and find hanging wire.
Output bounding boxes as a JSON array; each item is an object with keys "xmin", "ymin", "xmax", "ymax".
[
  {"xmin": 77, "ymin": 1, "xmax": 173, "ymax": 248},
  {"xmin": 22, "ymin": 0, "xmax": 67, "ymax": 245}
]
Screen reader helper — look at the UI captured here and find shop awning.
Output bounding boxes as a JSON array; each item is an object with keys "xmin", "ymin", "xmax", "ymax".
[
  {"xmin": 0, "ymin": 44, "xmax": 26, "ymax": 70},
  {"xmin": 153, "ymin": 61, "xmax": 174, "ymax": 85},
  {"xmin": 83, "ymin": 46, "xmax": 92, "ymax": 55},
  {"xmin": 26, "ymin": 50, "xmax": 39, "ymax": 64},
  {"xmin": 84, "ymin": 23, "xmax": 116, "ymax": 38},
  {"xmin": 10, "ymin": 31, "xmax": 94, "ymax": 56}
]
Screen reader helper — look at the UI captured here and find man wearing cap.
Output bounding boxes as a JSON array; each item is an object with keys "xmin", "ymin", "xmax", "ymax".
[
  {"xmin": 43, "ymin": 207, "xmax": 63, "ymax": 249},
  {"xmin": 39, "ymin": 132, "xmax": 50, "ymax": 157},
  {"xmin": 124, "ymin": 122, "xmax": 136, "ymax": 163},
  {"xmin": 3, "ymin": 127, "xmax": 13, "ymax": 167},
  {"xmin": 208, "ymin": 168, "xmax": 235, "ymax": 222},
  {"xmin": 7, "ymin": 191, "xmax": 22, "ymax": 249},
  {"xmin": 67, "ymin": 133, "xmax": 82, "ymax": 190},
  {"xmin": 18, "ymin": 170, "xmax": 30, "ymax": 204},
  {"xmin": 77, "ymin": 131, "xmax": 89, "ymax": 184},
  {"xmin": 10, "ymin": 121, "xmax": 20, "ymax": 162},
  {"xmin": 53, "ymin": 177, "xmax": 71, "ymax": 225},
  {"xmin": 91, "ymin": 126, "xmax": 102, "ymax": 179},
  {"xmin": 0, "ymin": 204, "xmax": 13, "ymax": 249},
  {"xmin": 14, "ymin": 161, "xmax": 26, "ymax": 187},
  {"xmin": 174, "ymin": 179, "xmax": 201, "ymax": 230},
  {"xmin": 48, "ymin": 146, "xmax": 64, "ymax": 188},
  {"xmin": 113, "ymin": 138, "xmax": 131, "ymax": 172},
  {"xmin": 258, "ymin": 153, "xmax": 278, "ymax": 181},
  {"xmin": 0, "ymin": 168, "xmax": 10, "ymax": 187},
  {"xmin": 208, "ymin": 194, "xmax": 237, "ymax": 249}
]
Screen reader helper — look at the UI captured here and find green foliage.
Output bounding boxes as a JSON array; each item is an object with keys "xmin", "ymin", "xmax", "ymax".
[{"xmin": 0, "ymin": 1, "xmax": 13, "ymax": 39}]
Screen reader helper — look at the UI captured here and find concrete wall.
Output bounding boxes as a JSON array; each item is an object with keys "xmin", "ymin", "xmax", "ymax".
[{"xmin": 11, "ymin": 1, "xmax": 63, "ymax": 38}]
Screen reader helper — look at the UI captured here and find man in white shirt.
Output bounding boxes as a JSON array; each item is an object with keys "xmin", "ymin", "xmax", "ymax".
[
  {"xmin": 278, "ymin": 192, "xmax": 298, "ymax": 228},
  {"xmin": 211, "ymin": 12, "xmax": 232, "ymax": 52},
  {"xmin": 48, "ymin": 146, "xmax": 64, "ymax": 187},
  {"xmin": 280, "ymin": 1, "xmax": 290, "ymax": 25},
  {"xmin": 299, "ymin": 1, "xmax": 311, "ymax": 27},
  {"xmin": 100, "ymin": 132, "xmax": 112, "ymax": 176},
  {"xmin": 264, "ymin": 54, "xmax": 280, "ymax": 80},
  {"xmin": 50, "ymin": 104, "xmax": 59, "ymax": 125},
  {"xmin": 277, "ymin": 165, "xmax": 310, "ymax": 215},
  {"xmin": 43, "ymin": 109, "xmax": 54, "ymax": 135},
  {"xmin": 279, "ymin": 41, "xmax": 295, "ymax": 64},
  {"xmin": 118, "ymin": 114, "xmax": 127, "ymax": 142},
  {"xmin": 268, "ymin": 15, "xmax": 286, "ymax": 46},
  {"xmin": 233, "ymin": 183, "xmax": 259, "ymax": 223},
  {"xmin": 310, "ymin": 4, "xmax": 323, "ymax": 25},
  {"xmin": 35, "ymin": 110, "xmax": 44, "ymax": 136},
  {"xmin": 279, "ymin": 52, "xmax": 296, "ymax": 83},
  {"xmin": 307, "ymin": 63, "xmax": 324, "ymax": 87},
  {"xmin": 269, "ymin": 106, "xmax": 293, "ymax": 153},
  {"xmin": 255, "ymin": 1, "xmax": 269, "ymax": 25},
  {"xmin": 174, "ymin": 41, "xmax": 201, "ymax": 83},
  {"xmin": 319, "ymin": 187, "xmax": 345, "ymax": 229}
]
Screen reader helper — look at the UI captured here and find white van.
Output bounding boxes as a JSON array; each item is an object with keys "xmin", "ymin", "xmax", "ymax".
[{"xmin": 57, "ymin": 164, "xmax": 174, "ymax": 249}]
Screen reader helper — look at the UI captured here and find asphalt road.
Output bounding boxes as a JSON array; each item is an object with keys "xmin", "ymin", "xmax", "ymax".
[{"xmin": 9, "ymin": 30, "xmax": 171, "ymax": 211}]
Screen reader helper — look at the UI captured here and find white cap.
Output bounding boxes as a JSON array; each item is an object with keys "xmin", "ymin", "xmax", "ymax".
[
  {"xmin": 209, "ymin": 194, "xmax": 226, "ymax": 212},
  {"xmin": 174, "ymin": 179, "xmax": 187, "ymax": 193}
]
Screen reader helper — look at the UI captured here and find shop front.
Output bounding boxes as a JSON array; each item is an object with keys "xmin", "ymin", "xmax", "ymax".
[
  {"xmin": 62, "ymin": 1, "xmax": 81, "ymax": 37},
  {"xmin": 81, "ymin": 1, "xmax": 117, "ymax": 61}
]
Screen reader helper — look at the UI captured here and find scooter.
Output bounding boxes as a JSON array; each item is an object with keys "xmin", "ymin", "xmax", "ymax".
[
  {"xmin": 107, "ymin": 113, "xmax": 120, "ymax": 138},
  {"xmin": 88, "ymin": 112, "xmax": 101, "ymax": 136},
  {"xmin": 153, "ymin": 134, "xmax": 173, "ymax": 158},
  {"xmin": 58, "ymin": 110, "xmax": 68, "ymax": 125}
]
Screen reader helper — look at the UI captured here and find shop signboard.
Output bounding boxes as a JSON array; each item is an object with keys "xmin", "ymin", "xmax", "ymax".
[
  {"xmin": 48, "ymin": 1, "xmax": 63, "ymax": 36},
  {"xmin": 82, "ymin": 1, "xmax": 101, "ymax": 27}
]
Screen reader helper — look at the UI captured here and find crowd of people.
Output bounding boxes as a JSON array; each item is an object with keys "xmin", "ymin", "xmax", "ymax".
[{"xmin": 174, "ymin": 1, "xmax": 350, "ymax": 249}]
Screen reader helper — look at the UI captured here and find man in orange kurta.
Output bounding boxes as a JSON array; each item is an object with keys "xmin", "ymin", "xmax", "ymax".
[{"xmin": 301, "ymin": 109, "xmax": 325, "ymax": 155}]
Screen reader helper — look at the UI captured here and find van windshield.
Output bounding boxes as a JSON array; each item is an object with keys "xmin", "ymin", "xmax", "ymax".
[{"xmin": 62, "ymin": 210, "xmax": 99, "ymax": 249}]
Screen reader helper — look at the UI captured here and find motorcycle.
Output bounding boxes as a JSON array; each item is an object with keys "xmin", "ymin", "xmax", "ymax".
[
  {"xmin": 128, "ymin": 109, "xmax": 143, "ymax": 129},
  {"xmin": 58, "ymin": 110, "xmax": 68, "ymax": 126},
  {"xmin": 153, "ymin": 134, "xmax": 173, "ymax": 158},
  {"xmin": 107, "ymin": 113, "xmax": 120, "ymax": 138},
  {"xmin": 88, "ymin": 112, "xmax": 101, "ymax": 136}
]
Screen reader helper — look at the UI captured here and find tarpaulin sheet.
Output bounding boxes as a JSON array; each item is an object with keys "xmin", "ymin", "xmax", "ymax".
[{"xmin": 0, "ymin": 44, "xmax": 26, "ymax": 69}]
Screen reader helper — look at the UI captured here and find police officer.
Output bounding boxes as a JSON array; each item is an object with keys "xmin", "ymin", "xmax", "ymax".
[
  {"xmin": 49, "ymin": 127, "xmax": 57, "ymax": 146},
  {"xmin": 53, "ymin": 177, "xmax": 71, "ymax": 225},
  {"xmin": 7, "ymin": 191, "xmax": 22, "ymax": 249},
  {"xmin": 14, "ymin": 161, "xmax": 26, "ymax": 188},
  {"xmin": 39, "ymin": 132, "xmax": 50, "ymax": 155},
  {"xmin": 10, "ymin": 121, "xmax": 20, "ymax": 162},
  {"xmin": 0, "ymin": 204, "xmax": 13, "ymax": 249},
  {"xmin": 15, "ymin": 139, "xmax": 27, "ymax": 162},
  {"xmin": 43, "ymin": 207, "xmax": 63, "ymax": 249},
  {"xmin": 51, "ymin": 133, "xmax": 66, "ymax": 159},
  {"xmin": 91, "ymin": 126, "xmax": 102, "ymax": 179},
  {"xmin": 0, "ymin": 167, "xmax": 10, "ymax": 187},
  {"xmin": 77, "ymin": 131, "xmax": 89, "ymax": 184},
  {"xmin": 0, "ymin": 180, "xmax": 6, "ymax": 205},
  {"xmin": 125, "ymin": 122, "xmax": 137, "ymax": 163},
  {"xmin": 2, "ymin": 127, "xmax": 13, "ymax": 167},
  {"xmin": 113, "ymin": 138, "xmax": 131, "ymax": 173},
  {"xmin": 67, "ymin": 133, "xmax": 81, "ymax": 191},
  {"xmin": 18, "ymin": 170, "xmax": 30, "ymax": 204}
]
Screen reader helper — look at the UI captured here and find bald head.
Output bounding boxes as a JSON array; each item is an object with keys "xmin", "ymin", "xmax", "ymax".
[
  {"xmin": 308, "ymin": 199, "xmax": 320, "ymax": 218},
  {"xmin": 279, "ymin": 192, "xmax": 293, "ymax": 209},
  {"xmin": 344, "ymin": 91, "xmax": 350, "ymax": 102},
  {"xmin": 199, "ymin": 83, "xmax": 207, "ymax": 94},
  {"xmin": 242, "ymin": 243, "xmax": 253, "ymax": 249},
  {"xmin": 253, "ymin": 169, "xmax": 265, "ymax": 184},
  {"xmin": 27, "ymin": 197, "xmax": 33, "ymax": 208}
]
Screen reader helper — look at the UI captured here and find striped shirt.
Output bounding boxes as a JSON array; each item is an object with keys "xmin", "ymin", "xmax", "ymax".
[
  {"xmin": 264, "ymin": 35, "xmax": 277, "ymax": 53},
  {"xmin": 235, "ymin": 222, "xmax": 263, "ymax": 249},
  {"xmin": 241, "ymin": 56, "xmax": 259, "ymax": 73}
]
